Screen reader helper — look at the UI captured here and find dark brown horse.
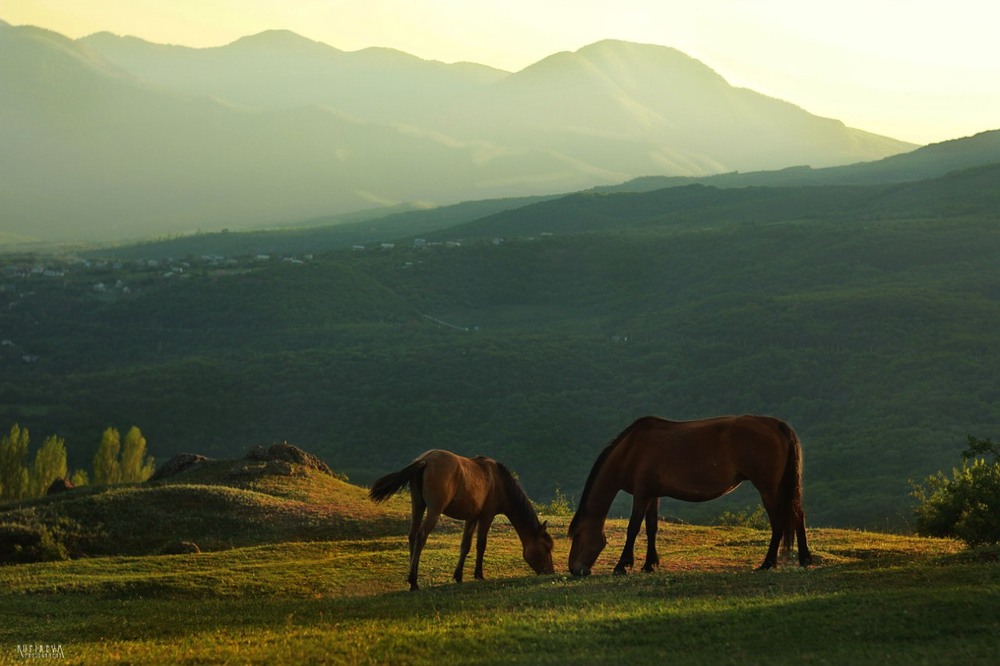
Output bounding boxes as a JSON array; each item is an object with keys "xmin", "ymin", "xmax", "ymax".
[
  {"xmin": 568, "ymin": 415, "xmax": 812, "ymax": 576},
  {"xmin": 369, "ymin": 449, "xmax": 554, "ymax": 590}
]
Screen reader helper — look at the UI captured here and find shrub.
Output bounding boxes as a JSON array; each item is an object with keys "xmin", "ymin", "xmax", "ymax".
[
  {"xmin": 912, "ymin": 437, "xmax": 1000, "ymax": 547},
  {"xmin": 0, "ymin": 522, "xmax": 69, "ymax": 564},
  {"xmin": 715, "ymin": 505, "xmax": 769, "ymax": 530},
  {"xmin": 534, "ymin": 486, "xmax": 574, "ymax": 517}
]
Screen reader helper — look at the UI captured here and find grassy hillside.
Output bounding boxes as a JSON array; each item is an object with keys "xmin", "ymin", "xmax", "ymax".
[
  {"xmin": 2, "ymin": 166, "xmax": 999, "ymax": 528},
  {"xmin": 1, "ymin": 513, "xmax": 996, "ymax": 664},
  {"xmin": 0, "ymin": 446, "xmax": 409, "ymax": 563}
]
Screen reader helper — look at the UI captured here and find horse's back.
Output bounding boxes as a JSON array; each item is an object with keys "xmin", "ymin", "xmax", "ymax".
[
  {"xmin": 620, "ymin": 415, "xmax": 794, "ymax": 498},
  {"xmin": 416, "ymin": 449, "xmax": 493, "ymax": 519}
]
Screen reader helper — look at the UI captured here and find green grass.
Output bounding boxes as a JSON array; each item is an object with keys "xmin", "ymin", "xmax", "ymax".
[{"xmin": 2, "ymin": 517, "xmax": 998, "ymax": 665}]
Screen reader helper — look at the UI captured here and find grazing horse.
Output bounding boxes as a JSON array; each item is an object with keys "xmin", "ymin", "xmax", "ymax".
[
  {"xmin": 568, "ymin": 415, "xmax": 812, "ymax": 576},
  {"xmin": 369, "ymin": 449, "xmax": 554, "ymax": 590}
]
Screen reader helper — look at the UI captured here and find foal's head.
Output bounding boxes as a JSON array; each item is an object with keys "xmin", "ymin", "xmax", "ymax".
[{"xmin": 524, "ymin": 521, "xmax": 555, "ymax": 574}]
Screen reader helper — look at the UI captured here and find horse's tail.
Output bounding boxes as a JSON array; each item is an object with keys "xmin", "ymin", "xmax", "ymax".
[
  {"xmin": 369, "ymin": 459, "xmax": 425, "ymax": 503},
  {"xmin": 777, "ymin": 421, "xmax": 805, "ymax": 560}
]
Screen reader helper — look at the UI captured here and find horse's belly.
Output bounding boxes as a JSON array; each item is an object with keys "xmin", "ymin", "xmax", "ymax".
[
  {"xmin": 634, "ymin": 465, "xmax": 743, "ymax": 503},
  {"xmin": 662, "ymin": 482, "xmax": 742, "ymax": 503}
]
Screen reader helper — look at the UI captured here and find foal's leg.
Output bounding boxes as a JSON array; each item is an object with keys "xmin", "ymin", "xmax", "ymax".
[
  {"xmin": 641, "ymin": 497, "xmax": 660, "ymax": 572},
  {"xmin": 454, "ymin": 519, "xmax": 477, "ymax": 583},
  {"xmin": 614, "ymin": 496, "xmax": 649, "ymax": 574},
  {"xmin": 408, "ymin": 490, "xmax": 426, "ymax": 559},
  {"xmin": 473, "ymin": 515, "xmax": 495, "ymax": 580},
  {"xmin": 408, "ymin": 507, "xmax": 441, "ymax": 591}
]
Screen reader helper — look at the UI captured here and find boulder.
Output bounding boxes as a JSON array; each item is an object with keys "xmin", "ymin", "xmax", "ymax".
[
  {"xmin": 149, "ymin": 453, "xmax": 212, "ymax": 481},
  {"xmin": 45, "ymin": 478, "xmax": 75, "ymax": 495}
]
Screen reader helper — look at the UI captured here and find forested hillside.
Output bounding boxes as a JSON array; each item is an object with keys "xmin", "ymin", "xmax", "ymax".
[{"xmin": 1, "ymin": 165, "xmax": 998, "ymax": 528}]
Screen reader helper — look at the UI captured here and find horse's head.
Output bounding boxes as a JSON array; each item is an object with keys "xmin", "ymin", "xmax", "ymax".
[
  {"xmin": 523, "ymin": 520, "xmax": 555, "ymax": 574},
  {"xmin": 568, "ymin": 521, "xmax": 606, "ymax": 577}
]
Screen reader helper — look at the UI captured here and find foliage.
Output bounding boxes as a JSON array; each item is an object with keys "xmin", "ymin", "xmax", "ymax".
[
  {"xmin": 3, "ymin": 172, "xmax": 1000, "ymax": 528},
  {"xmin": 92, "ymin": 427, "xmax": 123, "ymax": 486},
  {"xmin": 714, "ymin": 504, "xmax": 769, "ymax": 530},
  {"xmin": 912, "ymin": 436, "xmax": 1000, "ymax": 546},
  {"xmin": 120, "ymin": 426, "xmax": 156, "ymax": 482},
  {"xmin": 534, "ymin": 485, "xmax": 575, "ymax": 517},
  {"xmin": 29, "ymin": 434, "xmax": 68, "ymax": 497},
  {"xmin": 0, "ymin": 424, "xmax": 30, "ymax": 501}
]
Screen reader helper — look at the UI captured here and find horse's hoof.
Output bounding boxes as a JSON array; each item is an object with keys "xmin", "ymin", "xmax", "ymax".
[{"xmin": 613, "ymin": 567, "xmax": 628, "ymax": 575}]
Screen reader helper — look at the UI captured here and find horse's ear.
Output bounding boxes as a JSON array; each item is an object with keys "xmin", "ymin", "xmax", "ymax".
[{"xmin": 540, "ymin": 520, "xmax": 549, "ymax": 532}]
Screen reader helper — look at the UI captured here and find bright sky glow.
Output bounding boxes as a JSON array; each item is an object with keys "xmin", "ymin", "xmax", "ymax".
[{"xmin": 5, "ymin": 0, "xmax": 999, "ymax": 144}]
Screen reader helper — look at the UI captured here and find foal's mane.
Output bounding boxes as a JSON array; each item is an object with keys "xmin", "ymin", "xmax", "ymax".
[
  {"xmin": 495, "ymin": 461, "xmax": 542, "ymax": 529},
  {"xmin": 568, "ymin": 418, "xmax": 647, "ymax": 534}
]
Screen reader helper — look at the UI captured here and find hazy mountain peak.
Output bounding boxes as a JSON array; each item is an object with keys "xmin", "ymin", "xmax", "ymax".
[
  {"xmin": 227, "ymin": 29, "xmax": 338, "ymax": 55},
  {"xmin": 575, "ymin": 39, "xmax": 729, "ymax": 87}
]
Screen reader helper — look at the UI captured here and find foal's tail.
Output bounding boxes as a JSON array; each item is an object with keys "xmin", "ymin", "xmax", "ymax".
[
  {"xmin": 777, "ymin": 422, "xmax": 805, "ymax": 560},
  {"xmin": 369, "ymin": 459, "xmax": 426, "ymax": 503}
]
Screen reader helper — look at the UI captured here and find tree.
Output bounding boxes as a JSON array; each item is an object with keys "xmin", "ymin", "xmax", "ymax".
[
  {"xmin": 912, "ymin": 436, "xmax": 1000, "ymax": 547},
  {"xmin": 0, "ymin": 424, "xmax": 30, "ymax": 502},
  {"xmin": 30, "ymin": 435, "xmax": 68, "ymax": 498},
  {"xmin": 69, "ymin": 469, "xmax": 90, "ymax": 487},
  {"xmin": 120, "ymin": 426, "xmax": 155, "ymax": 482},
  {"xmin": 92, "ymin": 427, "xmax": 122, "ymax": 486}
]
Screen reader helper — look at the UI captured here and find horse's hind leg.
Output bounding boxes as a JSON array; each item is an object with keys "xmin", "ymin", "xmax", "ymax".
[
  {"xmin": 408, "ymin": 507, "xmax": 441, "ymax": 591},
  {"xmin": 757, "ymin": 497, "xmax": 782, "ymax": 570},
  {"xmin": 408, "ymin": 489, "xmax": 426, "ymax": 559},
  {"xmin": 796, "ymin": 514, "xmax": 813, "ymax": 566},
  {"xmin": 614, "ymin": 496, "xmax": 650, "ymax": 574},
  {"xmin": 641, "ymin": 497, "xmax": 660, "ymax": 572},
  {"xmin": 454, "ymin": 519, "xmax": 476, "ymax": 583}
]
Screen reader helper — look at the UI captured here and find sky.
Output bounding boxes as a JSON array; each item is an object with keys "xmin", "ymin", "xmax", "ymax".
[{"xmin": 4, "ymin": 0, "xmax": 999, "ymax": 145}]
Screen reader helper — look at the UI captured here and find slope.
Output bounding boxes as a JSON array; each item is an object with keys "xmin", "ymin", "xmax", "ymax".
[
  {"xmin": 421, "ymin": 40, "xmax": 914, "ymax": 174},
  {"xmin": 0, "ymin": 444, "xmax": 410, "ymax": 563},
  {"xmin": 0, "ymin": 24, "xmax": 596, "ymax": 242},
  {"xmin": 3, "ymin": 23, "xmax": 918, "ymax": 243}
]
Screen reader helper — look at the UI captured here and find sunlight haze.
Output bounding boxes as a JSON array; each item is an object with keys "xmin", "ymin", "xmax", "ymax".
[{"xmin": 5, "ymin": 0, "xmax": 998, "ymax": 145}]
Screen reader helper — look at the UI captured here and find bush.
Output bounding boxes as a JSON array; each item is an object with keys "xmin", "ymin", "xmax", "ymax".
[
  {"xmin": 534, "ymin": 486, "xmax": 574, "ymax": 517},
  {"xmin": 912, "ymin": 437, "xmax": 1000, "ymax": 547},
  {"xmin": 0, "ymin": 522, "xmax": 69, "ymax": 564},
  {"xmin": 715, "ymin": 505, "xmax": 769, "ymax": 530}
]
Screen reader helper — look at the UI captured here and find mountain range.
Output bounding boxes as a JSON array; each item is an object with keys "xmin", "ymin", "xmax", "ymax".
[{"xmin": 1, "ymin": 20, "xmax": 915, "ymax": 243}]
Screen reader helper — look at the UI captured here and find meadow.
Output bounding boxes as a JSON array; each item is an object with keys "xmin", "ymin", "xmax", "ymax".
[{"xmin": 3, "ymin": 516, "xmax": 998, "ymax": 665}]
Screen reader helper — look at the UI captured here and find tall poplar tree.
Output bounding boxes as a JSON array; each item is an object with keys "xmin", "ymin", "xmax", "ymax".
[
  {"xmin": 0, "ymin": 424, "xmax": 30, "ymax": 501},
  {"xmin": 92, "ymin": 427, "xmax": 122, "ymax": 486},
  {"xmin": 30, "ymin": 435, "xmax": 68, "ymax": 498},
  {"xmin": 120, "ymin": 426, "xmax": 155, "ymax": 482}
]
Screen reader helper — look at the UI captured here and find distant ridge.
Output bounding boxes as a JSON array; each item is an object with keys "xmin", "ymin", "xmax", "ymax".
[
  {"xmin": 600, "ymin": 129, "xmax": 1000, "ymax": 193},
  {"xmin": 3, "ymin": 24, "xmax": 919, "ymax": 243}
]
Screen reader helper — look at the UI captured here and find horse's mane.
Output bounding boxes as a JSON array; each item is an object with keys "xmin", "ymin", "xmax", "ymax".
[
  {"xmin": 495, "ymin": 462, "xmax": 542, "ymax": 529},
  {"xmin": 568, "ymin": 418, "xmax": 647, "ymax": 534}
]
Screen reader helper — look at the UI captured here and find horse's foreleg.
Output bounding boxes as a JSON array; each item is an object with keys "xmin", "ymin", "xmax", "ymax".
[
  {"xmin": 473, "ymin": 516, "xmax": 494, "ymax": 580},
  {"xmin": 641, "ymin": 497, "xmax": 660, "ymax": 572},
  {"xmin": 409, "ymin": 508, "xmax": 441, "ymax": 591},
  {"xmin": 614, "ymin": 496, "xmax": 648, "ymax": 574},
  {"xmin": 454, "ymin": 519, "xmax": 476, "ymax": 583}
]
